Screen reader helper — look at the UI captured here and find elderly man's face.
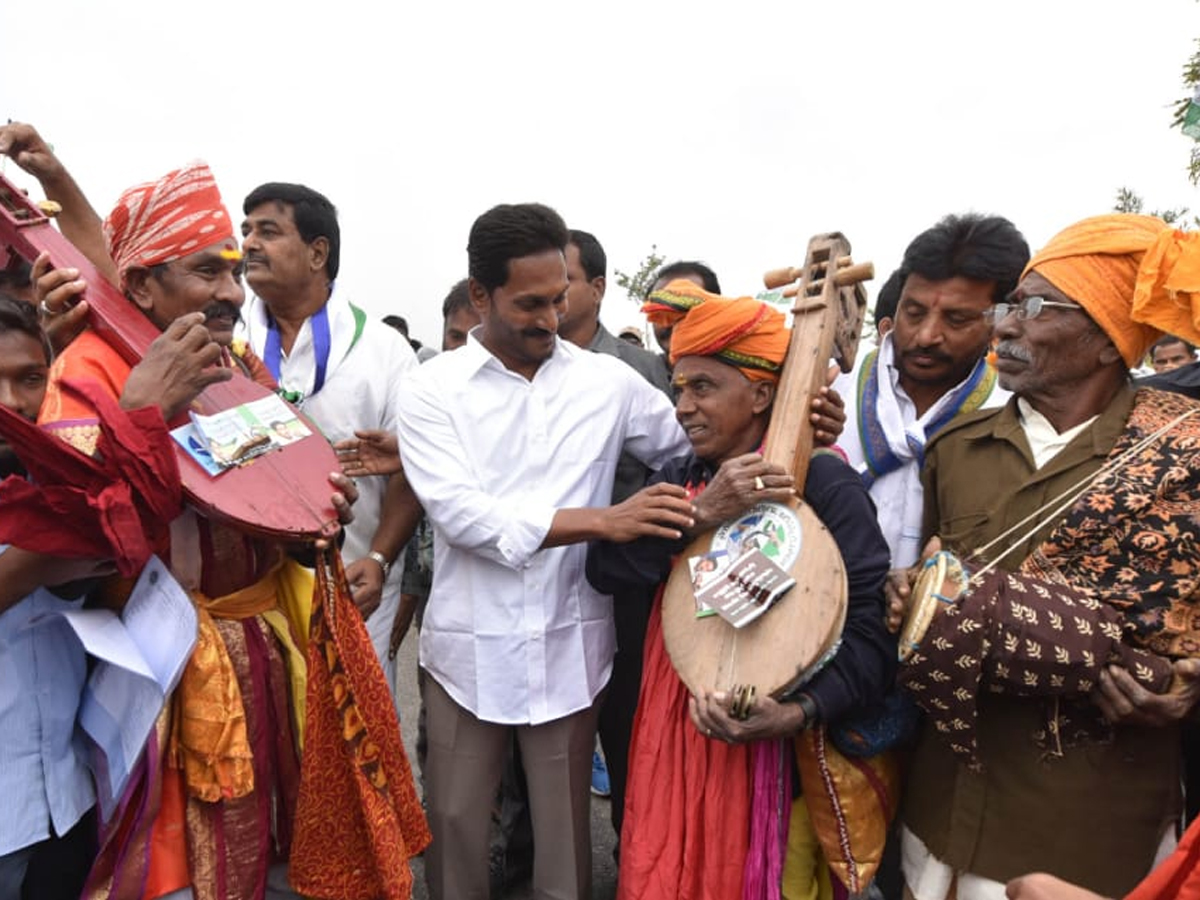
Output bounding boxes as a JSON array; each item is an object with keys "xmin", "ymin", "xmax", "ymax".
[
  {"xmin": 128, "ymin": 240, "xmax": 245, "ymax": 346},
  {"xmin": 992, "ymin": 271, "xmax": 1118, "ymax": 400},
  {"xmin": 672, "ymin": 355, "xmax": 774, "ymax": 466}
]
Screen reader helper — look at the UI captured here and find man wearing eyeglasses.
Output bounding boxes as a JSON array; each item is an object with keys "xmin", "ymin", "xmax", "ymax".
[
  {"xmin": 895, "ymin": 215, "xmax": 1200, "ymax": 900},
  {"xmin": 835, "ymin": 214, "xmax": 1028, "ymax": 571}
]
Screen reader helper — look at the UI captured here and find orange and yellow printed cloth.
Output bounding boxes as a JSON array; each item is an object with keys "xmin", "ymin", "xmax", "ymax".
[
  {"xmin": 1026, "ymin": 213, "xmax": 1200, "ymax": 366},
  {"xmin": 644, "ymin": 279, "xmax": 789, "ymax": 382}
]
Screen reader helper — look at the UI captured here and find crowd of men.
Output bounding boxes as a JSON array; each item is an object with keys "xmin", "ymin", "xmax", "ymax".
[{"xmin": 2, "ymin": 118, "xmax": 1200, "ymax": 900}]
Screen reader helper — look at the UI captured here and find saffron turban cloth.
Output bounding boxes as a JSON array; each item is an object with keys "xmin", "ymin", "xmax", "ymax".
[
  {"xmin": 103, "ymin": 160, "xmax": 237, "ymax": 292},
  {"xmin": 643, "ymin": 278, "xmax": 789, "ymax": 382},
  {"xmin": 1024, "ymin": 213, "xmax": 1200, "ymax": 367}
]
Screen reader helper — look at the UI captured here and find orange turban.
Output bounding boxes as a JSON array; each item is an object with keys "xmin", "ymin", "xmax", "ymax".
[
  {"xmin": 643, "ymin": 279, "xmax": 789, "ymax": 382},
  {"xmin": 1024, "ymin": 214, "xmax": 1200, "ymax": 367},
  {"xmin": 104, "ymin": 161, "xmax": 236, "ymax": 292}
]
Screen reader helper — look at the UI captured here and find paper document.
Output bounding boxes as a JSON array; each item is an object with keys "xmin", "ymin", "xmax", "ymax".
[{"xmin": 36, "ymin": 556, "xmax": 197, "ymax": 820}]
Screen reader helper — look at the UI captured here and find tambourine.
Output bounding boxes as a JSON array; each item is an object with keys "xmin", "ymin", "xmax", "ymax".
[{"xmin": 897, "ymin": 550, "xmax": 970, "ymax": 661}]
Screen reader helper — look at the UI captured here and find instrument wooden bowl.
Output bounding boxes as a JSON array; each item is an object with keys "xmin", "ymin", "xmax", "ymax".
[{"xmin": 662, "ymin": 496, "xmax": 847, "ymax": 698}]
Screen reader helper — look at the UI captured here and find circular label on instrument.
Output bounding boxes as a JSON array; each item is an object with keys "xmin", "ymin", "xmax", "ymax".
[{"xmin": 713, "ymin": 502, "xmax": 803, "ymax": 568}]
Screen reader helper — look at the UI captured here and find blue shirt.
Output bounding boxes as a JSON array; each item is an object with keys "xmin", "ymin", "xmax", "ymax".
[{"xmin": 0, "ymin": 573, "xmax": 95, "ymax": 854}]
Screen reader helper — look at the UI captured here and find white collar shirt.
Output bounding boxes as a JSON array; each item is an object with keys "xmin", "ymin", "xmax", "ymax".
[
  {"xmin": 834, "ymin": 334, "xmax": 1009, "ymax": 567},
  {"xmin": 239, "ymin": 285, "xmax": 418, "ymax": 603},
  {"xmin": 396, "ymin": 332, "xmax": 689, "ymax": 724}
]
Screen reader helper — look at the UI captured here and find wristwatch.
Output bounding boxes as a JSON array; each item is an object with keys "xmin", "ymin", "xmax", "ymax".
[{"xmin": 367, "ymin": 550, "xmax": 392, "ymax": 577}]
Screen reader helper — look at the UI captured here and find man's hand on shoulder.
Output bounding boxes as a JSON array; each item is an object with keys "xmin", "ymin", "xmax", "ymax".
[
  {"xmin": 602, "ymin": 482, "xmax": 695, "ymax": 543},
  {"xmin": 810, "ymin": 364, "xmax": 847, "ymax": 447},
  {"xmin": 121, "ymin": 312, "xmax": 232, "ymax": 419},
  {"xmin": 1093, "ymin": 657, "xmax": 1200, "ymax": 727}
]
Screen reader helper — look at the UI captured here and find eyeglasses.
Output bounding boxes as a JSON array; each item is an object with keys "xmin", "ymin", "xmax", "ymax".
[{"xmin": 984, "ymin": 295, "xmax": 1083, "ymax": 323}]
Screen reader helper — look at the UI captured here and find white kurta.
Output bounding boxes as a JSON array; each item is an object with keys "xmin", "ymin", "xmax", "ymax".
[
  {"xmin": 239, "ymin": 286, "xmax": 417, "ymax": 696},
  {"xmin": 833, "ymin": 333, "xmax": 1008, "ymax": 568}
]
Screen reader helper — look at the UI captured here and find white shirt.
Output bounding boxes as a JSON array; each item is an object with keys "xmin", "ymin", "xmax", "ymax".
[
  {"xmin": 240, "ymin": 285, "xmax": 418, "ymax": 603},
  {"xmin": 1017, "ymin": 398, "xmax": 1099, "ymax": 469},
  {"xmin": 0, "ymin": 579, "xmax": 95, "ymax": 854},
  {"xmin": 835, "ymin": 334, "xmax": 1008, "ymax": 568},
  {"xmin": 396, "ymin": 332, "xmax": 689, "ymax": 725}
]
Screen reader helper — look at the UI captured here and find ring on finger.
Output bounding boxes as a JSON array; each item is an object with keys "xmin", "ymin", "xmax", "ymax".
[
  {"xmin": 753, "ymin": 476, "xmax": 765, "ymax": 491},
  {"xmin": 38, "ymin": 299, "xmax": 59, "ymax": 318}
]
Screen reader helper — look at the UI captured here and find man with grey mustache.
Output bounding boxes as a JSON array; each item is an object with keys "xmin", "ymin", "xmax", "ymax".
[{"xmin": 894, "ymin": 214, "xmax": 1200, "ymax": 900}]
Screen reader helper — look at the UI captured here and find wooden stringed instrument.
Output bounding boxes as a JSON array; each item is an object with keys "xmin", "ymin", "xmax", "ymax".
[
  {"xmin": 0, "ymin": 173, "xmax": 341, "ymax": 541},
  {"xmin": 661, "ymin": 233, "xmax": 872, "ymax": 702}
]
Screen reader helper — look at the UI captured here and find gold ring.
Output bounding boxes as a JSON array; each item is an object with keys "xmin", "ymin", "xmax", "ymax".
[{"xmin": 753, "ymin": 476, "xmax": 765, "ymax": 491}]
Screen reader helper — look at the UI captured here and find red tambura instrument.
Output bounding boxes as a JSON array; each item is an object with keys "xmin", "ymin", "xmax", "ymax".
[
  {"xmin": 0, "ymin": 173, "xmax": 340, "ymax": 540},
  {"xmin": 661, "ymin": 233, "xmax": 872, "ymax": 699}
]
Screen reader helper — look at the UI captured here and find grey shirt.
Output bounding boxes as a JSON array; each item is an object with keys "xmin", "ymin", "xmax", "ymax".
[{"xmin": 588, "ymin": 324, "xmax": 673, "ymax": 501}]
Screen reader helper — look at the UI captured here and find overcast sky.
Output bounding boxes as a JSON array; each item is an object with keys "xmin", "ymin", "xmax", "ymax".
[{"xmin": 3, "ymin": 0, "xmax": 1198, "ymax": 347}]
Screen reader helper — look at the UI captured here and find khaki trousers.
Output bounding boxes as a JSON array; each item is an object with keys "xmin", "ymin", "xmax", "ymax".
[{"xmin": 421, "ymin": 673, "xmax": 601, "ymax": 900}]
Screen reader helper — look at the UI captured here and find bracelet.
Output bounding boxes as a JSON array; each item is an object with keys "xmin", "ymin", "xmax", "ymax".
[
  {"xmin": 367, "ymin": 550, "xmax": 392, "ymax": 577},
  {"xmin": 794, "ymin": 693, "xmax": 820, "ymax": 728}
]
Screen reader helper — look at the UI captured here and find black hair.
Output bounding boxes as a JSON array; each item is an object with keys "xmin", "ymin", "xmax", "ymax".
[
  {"xmin": 467, "ymin": 203, "xmax": 569, "ymax": 292},
  {"xmin": 568, "ymin": 229, "xmax": 606, "ymax": 281},
  {"xmin": 873, "ymin": 268, "xmax": 904, "ymax": 324},
  {"xmin": 0, "ymin": 258, "xmax": 33, "ymax": 294},
  {"xmin": 441, "ymin": 278, "xmax": 471, "ymax": 322},
  {"xmin": 0, "ymin": 293, "xmax": 52, "ymax": 363},
  {"xmin": 650, "ymin": 260, "xmax": 721, "ymax": 295},
  {"xmin": 1152, "ymin": 334, "xmax": 1196, "ymax": 356},
  {"xmin": 900, "ymin": 214, "xmax": 1029, "ymax": 304},
  {"xmin": 383, "ymin": 314, "xmax": 410, "ymax": 336},
  {"xmin": 243, "ymin": 183, "xmax": 340, "ymax": 281}
]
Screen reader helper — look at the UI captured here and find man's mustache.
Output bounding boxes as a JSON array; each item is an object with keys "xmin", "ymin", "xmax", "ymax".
[
  {"xmin": 995, "ymin": 340, "xmax": 1032, "ymax": 364},
  {"xmin": 203, "ymin": 301, "xmax": 242, "ymax": 326},
  {"xmin": 901, "ymin": 347, "xmax": 953, "ymax": 364}
]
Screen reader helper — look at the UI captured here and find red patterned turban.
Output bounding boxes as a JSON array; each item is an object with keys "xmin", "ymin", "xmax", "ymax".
[{"xmin": 104, "ymin": 161, "xmax": 236, "ymax": 292}]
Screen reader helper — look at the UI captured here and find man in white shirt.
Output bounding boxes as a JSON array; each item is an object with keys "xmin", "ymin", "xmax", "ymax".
[
  {"xmin": 238, "ymin": 183, "xmax": 423, "ymax": 701},
  {"xmin": 835, "ymin": 214, "xmax": 1029, "ymax": 568},
  {"xmin": 396, "ymin": 203, "xmax": 693, "ymax": 900}
]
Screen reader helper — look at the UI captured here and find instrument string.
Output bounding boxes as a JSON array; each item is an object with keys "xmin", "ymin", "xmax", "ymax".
[{"xmin": 965, "ymin": 408, "xmax": 1199, "ymax": 581}]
